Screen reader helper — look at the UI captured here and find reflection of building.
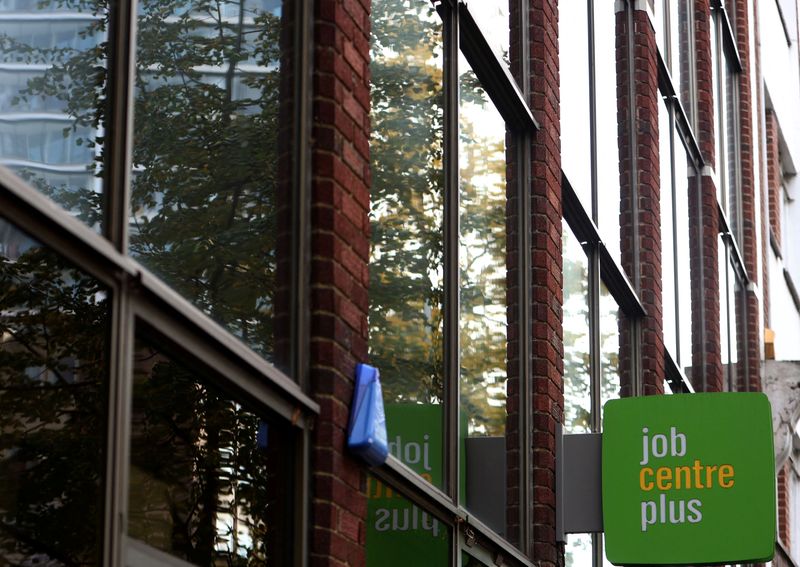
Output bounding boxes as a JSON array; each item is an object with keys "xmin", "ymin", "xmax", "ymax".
[
  {"xmin": 0, "ymin": 6, "xmax": 102, "ymax": 216},
  {"xmin": 1, "ymin": 0, "xmax": 800, "ymax": 566}
]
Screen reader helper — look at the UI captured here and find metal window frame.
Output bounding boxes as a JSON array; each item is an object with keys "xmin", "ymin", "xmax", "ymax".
[
  {"xmin": 377, "ymin": 1, "xmax": 540, "ymax": 564},
  {"xmin": 0, "ymin": 0, "xmax": 317, "ymax": 565}
]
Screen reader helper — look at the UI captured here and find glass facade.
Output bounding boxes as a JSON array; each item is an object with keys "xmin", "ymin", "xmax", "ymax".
[
  {"xmin": 0, "ymin": 0, "xmax": 769, "ymax": 565},
  {"xmin": 368, "ymin": 0, "xmax": 534, "ymax": 559},
  {"xmin": 0, "ymin": 1, "xmax": 308, "ymax": 566}
]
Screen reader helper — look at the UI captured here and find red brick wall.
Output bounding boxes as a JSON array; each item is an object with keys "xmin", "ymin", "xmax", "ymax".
[
  {"xmin": 767, "ymin": 110, "xmax": 782, "ymax": 251},
  {"xmin": 733, "ymin": 0, "xmax": 762, "ymax": 393},
  {"xmin": 310, "ymin": 1, "xmax": 371, "ymax": 566},
  {"xmin": 617, "ymin": 5, "xmax": 665, "ymax": 396},
  {"xmin": 779, "ymin": 461, "xmax": 792, "ymax": 550},
  {"xmin": 689, "ymin": 0, "xmax": 723, "ymax": 393},
  {"xmin": 528, "ymin": 0, "xmax": 562, "ymax": 563}
]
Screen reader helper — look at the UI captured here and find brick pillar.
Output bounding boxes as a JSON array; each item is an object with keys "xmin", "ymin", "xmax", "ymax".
[
  {"xmin": 528, "ymin": 0, "xmax": 562, "ymax": 563},
  {"xmin": 751, "ymin": 0, "xmax": 769, "ymax": 351},
  {"xmin": 766, "ymin": 110, "xmax": 782, "ymax": 250},
  {"xmin": 690, "ymin": 0, "xmax": 723, "ymax": 392},
  {"xmin": 310, "ymin": 1, "xmax": 371, "ymax": 566},
  {"xmin": 778, "ymin": 461, "xmax": 792, "ymax": 550},
  {"xmin": 507, "ymin": 6, "xmax": 522, "ymax": 546},
  {"xmin": 616, "ymin": 2, "xmax": 664, "ymax": 396},
  {"xmin": 733, "ymin": 0, "xmax": 762, "ymax": 393}
]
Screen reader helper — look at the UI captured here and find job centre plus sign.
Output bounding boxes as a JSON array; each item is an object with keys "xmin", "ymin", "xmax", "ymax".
[{"xmin": 601, "ymin": 392, "xmax": 775, "ymax": 566}]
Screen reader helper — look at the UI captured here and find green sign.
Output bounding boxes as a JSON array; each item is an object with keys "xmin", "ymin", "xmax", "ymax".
[
  {"xmin": 602, "ymin": 392, "xmax": 775, "ymax": 565},
  {"xmin": 366, "ymin": 404, "xmax": 448, "ymax": 566}
]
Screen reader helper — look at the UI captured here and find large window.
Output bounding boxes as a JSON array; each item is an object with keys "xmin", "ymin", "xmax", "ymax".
[
  {"xmin": 0, "ymin": 217, "xmax": 108, "ymax": 564},
  {"xmin": 367, "ymin": 0, "xmax": 537, "ymax": 563},
  {"xmin": 0, "ymin": 1, "xmax": 313, "ymax": 566},
  {"xmin": 559, "ymin": 0, "xmax": 621, "ymax": 263}
]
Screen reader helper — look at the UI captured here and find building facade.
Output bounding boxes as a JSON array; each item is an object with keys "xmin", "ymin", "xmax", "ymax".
[{"xmin": 0, "ymin": 0, "xmax": 798, "ymax": 566}]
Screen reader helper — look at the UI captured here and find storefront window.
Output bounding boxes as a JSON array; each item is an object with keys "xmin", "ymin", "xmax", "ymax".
[
  {"xmin": 459, "ymin": 56, "xmax": 512, "ymax": 538},
  {"xmin": 563, "ymin": 223, "xmax": 591, "ymax": 434},
  {"xmin": 130, "ymin": 1, "xmax": 295, "ymax": 371}
]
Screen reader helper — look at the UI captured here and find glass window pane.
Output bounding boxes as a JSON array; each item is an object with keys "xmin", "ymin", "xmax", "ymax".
[
  {"xmin": 655, "ymin": 0, "xmax": 666, "ymax": 55},
  {"xmin": 563, "ymin": 222, "xmax": 590, "ymax": 434},
  {"xmin": 673, "ymin": 0, "xmax": 693, "ymax": 124},
  {"xmin": 559, "ymin": 2, "xmax": 591, "ymax": 210},
  {"xmin": 369, "ymin": 0, "xmax": 445, "ymax": 488},
  {"xmin": 366, "ymin": 475, "xmax": 449, "ymax": 565},
  {"xmin": 596, "ymin": 0, "xmax": 621, "ymax": 262},
  {"xmin": 600, "ymin": 281, "xmax": 620, "ymax": 422},
  {"xmin": 129, "ymin": 338, "xmax": 294, "ymax": 564},
  {"xmin": 566, "ymin": 533, "xmax": 593, "ymax": 567},
  {"xmin": 0, "ymin": 9, "xmax": 106, "ymax": 229},
  {"xmin": 130, "ymin": 1, "xmax": 295, "ymax": 371},
  {"xmin": 0, "ymin": 216, "xmax": 108, "ymax": 564},
  {"xmin": 675, "ymin": 143, "xmax": 693, "ymax": 370},
  {"xmin": 719, "ymin": 239, "xmax": 734, "ymax": 391},
  {"xmin": 659, "ymin": 100, "xmax": 678, "ymax": 360},
  {"xmin": 459, "ymin": 57, "xmax": 514, "ymax": 541},
  {"xmin": 465, "ymin": 1, "xmax": 510, "ymax": 67}
]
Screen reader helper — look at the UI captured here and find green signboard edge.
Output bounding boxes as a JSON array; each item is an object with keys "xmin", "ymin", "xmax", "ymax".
[{"xmin": 601, "ymin": 392, "xmax": 776, "ymax": 566}]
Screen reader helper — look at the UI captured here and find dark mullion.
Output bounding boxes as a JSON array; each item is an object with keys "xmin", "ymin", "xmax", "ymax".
[
  {"xmin": 441, "ymin": 0, "xmax": 461, "ymax": 511},
  {"xmin": 102, "ymin": 5, "xmax": 137, "ymax": 559},
  {"xmin": 104, "ymin": 0, "xmax": 137, "ymax": 254},
  {"xmin": 294, "ymin": 0, "xmax": 314, "ymax": 389},
  {"xmin": 104, "ymin": 280, "xmax": 134, "ymax": 567}
]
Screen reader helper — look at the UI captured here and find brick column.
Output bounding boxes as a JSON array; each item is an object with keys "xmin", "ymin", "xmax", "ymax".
[
  {"xmin": 690, "ymin": 0, "xmax": 723, "ymax": 392},
  {"xmin": 616, "ymin": 2, "xmax": 664, "ymax": 396},
  {"xmin": 733, "ymin": 0, "xmax": 762, "ymax": 393},
  {"xmin": 310, "ymin": 1, "xmax": 371, "ymax": 566},
  {"xmin": 528, "ymin": 0, "xmax": 562, "ymax": 563},
  {"xmin": 764, "ymin": 109, "xmax": 781, "ymax": 334},
  {"xmin": 778, "ymin": 461, "xmax": 792, "ymax": 550},
  {"xmin": 766, "ymin": 110, "xmax": 782, "ymax": 250}
]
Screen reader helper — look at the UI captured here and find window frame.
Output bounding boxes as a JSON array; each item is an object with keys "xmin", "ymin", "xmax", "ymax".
[
  {"xmin": 0, "ymin": 0, "xmax": 317, "ymax": 565},
  {"xmin": 367, "ymin": 1, "xmax": 540, "ymax": 565}
]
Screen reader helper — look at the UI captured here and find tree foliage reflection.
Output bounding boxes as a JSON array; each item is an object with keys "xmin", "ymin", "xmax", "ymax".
[{"xmin": 0, "ymin": 219, "xmax": 108, "ymax": 565}]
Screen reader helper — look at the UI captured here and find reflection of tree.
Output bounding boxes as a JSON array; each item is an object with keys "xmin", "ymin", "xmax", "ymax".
[
  {"xmin": 10, "ymin": 0, "xmax": 284, "ymax": 359},
  {"xmin": 369, "ymin": 1, "xmax": 509, "ymax": 436},
  {"xmin": 0, "ymin": 224, "xmax": 108, "ymax": 565},
  {"xmin": 369, "ymin": 0, "xmax": 445, "ymax": 404},
  {"xmin": 458, "ymin": 109, "xmax": 507, "ymax": 437},
  {"xmin": 130, "ymin": 345, "xmax": 290, "ymax": 566},
  {"xmin": 562, "ymin": 232, "xmax": 620, "ymax": 433},
  {"xmin": 0, "ymin": 1, "xmax": 291, "ymax": 563},
  {"xmin": 131, "ymin": 0, "xmax": 283, "ymax": 357}
]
